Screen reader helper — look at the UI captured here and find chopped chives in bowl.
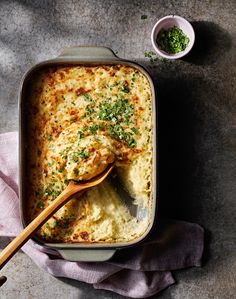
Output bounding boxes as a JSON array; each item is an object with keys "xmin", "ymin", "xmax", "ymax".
[{"xmin": 156, "ymin": 26, "xmax": 190, "ymax": 54}]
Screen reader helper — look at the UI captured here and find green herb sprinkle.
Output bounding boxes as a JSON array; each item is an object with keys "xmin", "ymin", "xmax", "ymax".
[{"xmin": 156, "ymin": 26, "xmax": 189, "ymax": 54}]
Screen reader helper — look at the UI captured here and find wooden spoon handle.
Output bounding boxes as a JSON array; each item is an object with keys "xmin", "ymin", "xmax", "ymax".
[
  {"xmin": 0, "ymin": 163, "xmax": 114, "ymax": 272},
  {"xmin": 0, "ymin": 184, "xmax": 83, "ymax": 270}
]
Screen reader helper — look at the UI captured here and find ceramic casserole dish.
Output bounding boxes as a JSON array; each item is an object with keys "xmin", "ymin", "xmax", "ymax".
[{"xmin": 19, "ymin": 46, "xmax": 157, "ymax": 262}]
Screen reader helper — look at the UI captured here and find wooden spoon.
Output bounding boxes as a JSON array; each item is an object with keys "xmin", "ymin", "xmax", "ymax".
[{"xmin": 0, "ymin": 163, "xmax": 114, "ymax": 274}]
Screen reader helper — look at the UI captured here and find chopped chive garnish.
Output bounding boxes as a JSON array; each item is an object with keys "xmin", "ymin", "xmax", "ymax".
[
  {"xmin": 156, "ymin": 26, "xmax": 189, "ymax": 54},
  {"xmin": 37, "ymin": 201, "xmax": 44, "ymax": 209}
]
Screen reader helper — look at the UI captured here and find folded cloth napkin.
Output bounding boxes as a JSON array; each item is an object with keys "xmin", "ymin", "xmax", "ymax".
[{"xmin": 0, "ymin": 132, "xmax": 204, "ymax": 298}]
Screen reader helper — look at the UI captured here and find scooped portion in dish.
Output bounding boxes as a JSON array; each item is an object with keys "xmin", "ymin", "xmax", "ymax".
[
  {"xmin": 26, "ymin": 64, "xmax": 153, "ymax": 243},
  {"xmin": 54, "ymin": 126, "xmax": 115, "ymax": 181}
]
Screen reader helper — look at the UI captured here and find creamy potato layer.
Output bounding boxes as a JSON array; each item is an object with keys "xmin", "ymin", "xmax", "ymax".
[{"xmin": 26, "ymin": 64, "xmax": 153, "ymax": 243}]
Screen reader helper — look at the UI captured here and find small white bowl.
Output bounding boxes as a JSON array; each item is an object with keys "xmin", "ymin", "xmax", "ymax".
[{"xmin": 151, "ymin": 15, "xmax": 195, "ymax": 60}]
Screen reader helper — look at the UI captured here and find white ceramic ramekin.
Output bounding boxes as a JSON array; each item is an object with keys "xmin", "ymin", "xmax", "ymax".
[{"xmin": 151, "ymin": 15, "xmax": 195, "ymax": 60}]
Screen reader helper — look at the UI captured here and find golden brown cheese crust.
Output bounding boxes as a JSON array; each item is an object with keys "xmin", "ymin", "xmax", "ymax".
[{"xmin": 26, "ymin": 64, "xmax": 152, "ymax": 243}]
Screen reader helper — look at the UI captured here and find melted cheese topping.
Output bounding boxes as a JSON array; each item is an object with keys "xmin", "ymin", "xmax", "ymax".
[{"xmin": 26, "ymin": 64, "xmax": 153, "ymax": 243}]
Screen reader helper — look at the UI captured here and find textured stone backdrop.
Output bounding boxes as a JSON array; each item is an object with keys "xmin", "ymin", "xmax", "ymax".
[{"xmin": 0, "ymin": 1, "xmax": 235, "ymax": 298}]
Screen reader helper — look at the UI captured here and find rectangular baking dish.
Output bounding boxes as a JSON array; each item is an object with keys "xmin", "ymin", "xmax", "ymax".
[{"xmin": 19, "ymin": 46, "xmax": 157, "ymax": 262}]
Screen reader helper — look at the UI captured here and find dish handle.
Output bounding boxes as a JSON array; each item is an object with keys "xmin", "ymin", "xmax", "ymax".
[
  {"xmin": 57, "ymin": 46, "xmax": 119, "ymax": 60},
  {"xmin": 58, "ymin": 248, "xmax": 116, "ymax": 262}
]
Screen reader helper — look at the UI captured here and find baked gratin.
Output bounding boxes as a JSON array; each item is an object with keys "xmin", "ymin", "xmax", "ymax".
[{"xmin": 26, "ymin": 64, "xmax": 153, "ymax": 243}]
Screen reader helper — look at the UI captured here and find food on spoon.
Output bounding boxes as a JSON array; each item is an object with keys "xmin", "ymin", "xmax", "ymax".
[
  {"xmin": 54, "ymin": 128, "xmax": 115, "ymax": 181},
  {"xmin": 26, "ymin": 64, "xmax": 153, "ymax": 243}
]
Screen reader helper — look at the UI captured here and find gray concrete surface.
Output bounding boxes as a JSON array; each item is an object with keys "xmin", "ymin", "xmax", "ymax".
[{"xmin": 0, "ymin": 0, "xmax": 236, "ymax": 298}]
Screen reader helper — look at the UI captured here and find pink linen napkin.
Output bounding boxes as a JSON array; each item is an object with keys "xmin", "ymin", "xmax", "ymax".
[{"xmin": 0, "ymin": 132, "xmax": 204, "ymax": 298}]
